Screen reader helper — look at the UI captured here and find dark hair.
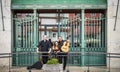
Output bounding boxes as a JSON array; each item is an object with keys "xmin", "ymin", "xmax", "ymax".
[
  {"xmin": 49, "ymin": 39, "xmax": 51, "ymax": 42},
  {"xmin": 49, "ymin": 39, "xmax": 53, "ymax": 46},
  {"xmin": 53, "ymin": 41, "xmax": 58, "ymax": 47}
]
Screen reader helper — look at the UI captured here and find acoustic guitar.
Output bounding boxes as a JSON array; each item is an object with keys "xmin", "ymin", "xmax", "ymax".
[{"xmin": 61, "ymin": 41, "xmax": 70, "ymax": 53}]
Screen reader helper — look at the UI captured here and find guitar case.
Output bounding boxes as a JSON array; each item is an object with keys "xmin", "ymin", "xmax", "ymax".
[{"xmin": 27, "ymin": 61, "xmax": 43, "ymax": 70}]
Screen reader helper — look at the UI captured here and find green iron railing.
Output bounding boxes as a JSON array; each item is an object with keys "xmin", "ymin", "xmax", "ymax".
[{"xmin": 13, "ymin": 12, "xmax": 39, "ymax": 66}]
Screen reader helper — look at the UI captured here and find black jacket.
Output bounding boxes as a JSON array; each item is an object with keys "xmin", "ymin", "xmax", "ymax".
[
  {"xmin": 58, "ymin": 40, "xmax": 64, "ymax": 52},
  {"xmin": 37, "ymin": 40, "xmax": 51, "ymax": 52}
]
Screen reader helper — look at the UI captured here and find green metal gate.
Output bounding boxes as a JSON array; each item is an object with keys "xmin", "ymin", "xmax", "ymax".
[
  {"xmin": 12, "ymin": 11, "xmax": 106, "ymax": 66},
  {"xmin": 12, "ymin": 11, "xmax": 39, "ymax": 66},
  {"xmin": 84, "ymin": 13, "xmax": 106, "ymax": 66},
  {"xmin": 12, "ymin": 12, "xmax": 106, "ymax": 66},
  {"xmin": 66, "ymin": 12, "xmax": 106, "ymax": 66}
]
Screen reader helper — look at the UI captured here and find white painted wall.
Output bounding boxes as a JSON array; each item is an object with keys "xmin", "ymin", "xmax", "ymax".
[
  {"xmin": 0, "ymin": 0, "xmax": 11, "ymax": 52},
  {"xmin": 0, "ymin": 0, "xmax": 11, "ymax": 65},
  {"xmin": 107, "ymin": 0, "xmax": 120, "ymax": 68}
]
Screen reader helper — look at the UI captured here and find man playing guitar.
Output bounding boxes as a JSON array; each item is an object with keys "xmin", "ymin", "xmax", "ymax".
[{"xmin": 58, "ymin": 36, "xmax": 70, "ymax": 71}]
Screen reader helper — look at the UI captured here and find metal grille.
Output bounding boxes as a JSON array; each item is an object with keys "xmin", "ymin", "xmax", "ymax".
[{"xmin": 13, "ymin": 13, "xmax": 38, "ymax": 66}]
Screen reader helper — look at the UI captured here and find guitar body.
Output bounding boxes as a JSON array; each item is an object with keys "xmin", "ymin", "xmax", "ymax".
[
  {"xmin": 61, "ymin": 46, "xmax": 69, "ymax": 53},
  {"xmin": 61, "ymin": 41, "xmax": 70, "ymax": 53}
]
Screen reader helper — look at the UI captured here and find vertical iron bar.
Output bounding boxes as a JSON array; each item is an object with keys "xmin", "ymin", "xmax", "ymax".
[
  {"xmin": 28, "ymin": 16, "xmax": 30, "ymax": 65},
  {"xmin": 28, "ymin": 15, "xmax": 30, "ymax": 49},
  {"xmin": 108, "ymin": 53, "xmax": 110, "ymax": 72},
  {"xmin": 38, "ymin": 16, "xmax": 40, "ymax": 44},
  {"xmin": 74, "ymin": 16, "xmax": 76, "ymax": 46},
  {"xmin": 87, "ymin": 14, "xmax": 89, "ymax": 71},
  {"xmin": 86, "ymin": 17, "xmax": 90, "ymax": 48},
  {"xmin": 87, "ymin": 51, "xmax": 90, "ymax": 72},
  {"xmin": 27, "ymin": 16, "xmax": 29, "ymax": 65},
  {"xmin": 71, "ymin": 22, "xmax": 74, "ymax": 47},
  {"xmin": 105, "ymin": 13, "xmax": 107, "ymax": 52},
  {"xmin": 67, "ymin": 53, "xmax": 70, "ymax": 72},
  {"xmin": 77, "ymin": 16, "xmax": 79, "ymax": 46},
  {"xmin": 36, "ymin": 13, "xmax": 39, "ymax": 48},
  {"xmin": 31, "ymin": 15, "xmax": 33, "ymax": 64},
  {"xmin": 0, "ymin": 0, "xmax": 5, "ymax": 31},
  {"xmin": 20, "ymin": 18, "xmax": 22, "ymax": 48},
  {"xmin": 93, "ymin": 13, "xmax": 95, "ymax": 65},
  {"xmin": 15, "ymin": 17, "xmax": 18, "ymax": 52},
  {"xmin": 33, "ymin": 10, "xmax": 36, "ymax": 64},
  {"xmin": 61, "ymin": 18, "xmax": 62, "ymax": 36},
  {"xmin": 33, "ymin": 9, "xmax": 37, "ymax": 47},
  {"xmin": 96, "ymin": 17, "xmax": 98, "ymax": 48},
  {"xmin": 26, "ymin": 18, "xmax": 27, "ymax": 49},
  {"xmin": 86, "ymin": 14, "xmax": 90, "ymax": 72},
  {"xmin": 98, "ymin": 17, "xmax": 100, "ymax": 48},
  {"xmin": 93, "ymin": 14, "xmax": 95, "ymax": 49},
  {"xmin": 100, "ymin": 14, "xmax": 102, "ymax": 48},
  {"xmin": 66, "ymin": 18, "xmax": 67, "ymax": 39},
  {"xmin": 70, "ymin": 20, "xmax": 72, "ymax": 48},
  {"xmin": 96, "ymin": 15, "xmax": 98, "ymax": 49},
  {"xmin": 79, "ymin": 12, "xmax": 82, "ymax": 50},
  {"xmin": 91, "ymin": 14, "xmax": 93, "ymax": 51},
  {"xmin": 89, "ymin": 14, "xmax": 92, "ymax": 50},
  {"xmin": 30, "ymin": 14, "xmax": 33, "ymax": 48},
  {"xmin": 78, "ymin": 13, "xmax": 81, "ymax": 65},
  {"xmin": 101, "ymin": 15, "xmax": 104, "ymax": 48},
  {"xmin": 84, "ymin": 15, "xmax": 86, "ymax": 49},
  {"xmin": 15, "ymin": 15, "xmax": 19, "ymax": 66},
  {"xmin": 32, "ymin": 19, "xmax": 34, "ymax": 62},
  {"xmin": 76, "ymin": 15, "xmax": 78, "ymax": 46},
  {"xmin": 64, "ymin": 16, "xmax": 65, "ymax": 37},
  {"xmin": 64, "ymin": 19, "xmax": 68, "ymax": 40},
  {"xmin": 22, "ymin": 18, "xmax": 25, "ymax": 48},
  {"xmin": 9, "ymin": 53, "xmax": 11, "ymax": 72},
  {"xmin": 23, "ymin": 17, "xmax": 26, "ymax": 66}
]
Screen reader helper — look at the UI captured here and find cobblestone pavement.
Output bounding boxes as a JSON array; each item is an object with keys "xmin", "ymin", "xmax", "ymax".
[{"xmin": 0, "ymin": 65, "xmax": 120, "ymax": 72}]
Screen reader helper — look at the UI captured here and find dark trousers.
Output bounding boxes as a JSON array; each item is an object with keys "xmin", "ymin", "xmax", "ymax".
[
  {"xmin": 39, "ymin": 53, "xmax": 48, "ymax": 64},
  {"xmin": 58, "ymin": 52, "xmax": 68, "ymax": 70}
]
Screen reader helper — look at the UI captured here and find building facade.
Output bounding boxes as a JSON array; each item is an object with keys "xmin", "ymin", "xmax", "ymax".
[{"xmin": 0, "ymin": 0, "xmax": 120, "ymax": 68}]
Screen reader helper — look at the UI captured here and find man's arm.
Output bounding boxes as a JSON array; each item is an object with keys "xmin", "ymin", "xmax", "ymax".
[
  {"xmin": 36, "ymin": 47, "xmax": 39, "ymax": 53},
  {"xmin": 36, "ymin": 41, "xmax": 42, "ymax": 53},
  {"xmin": 48, "ymin": 41, "xmax": 52, "ymax": 53}
]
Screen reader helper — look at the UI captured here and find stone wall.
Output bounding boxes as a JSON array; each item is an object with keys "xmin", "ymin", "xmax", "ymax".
[
  {"xmin": 0, "ymin": 0, "xmax": 11, "ymax": 65},
  {"xmin": 107, "ymin": 0, "xmax": 120, "ymax": 68}
]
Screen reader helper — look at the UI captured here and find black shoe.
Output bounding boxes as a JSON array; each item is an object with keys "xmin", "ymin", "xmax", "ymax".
[
  {"xmin": 63, "ymin": 68, "xmax": 65, "ymax": 71},
  {"xmin": 27, "ymin": 66, "xmax": 32, "ymax": 70}
]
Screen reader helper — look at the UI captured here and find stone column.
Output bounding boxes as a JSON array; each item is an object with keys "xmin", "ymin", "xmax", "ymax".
[{"xmin": 107, "ymin": 0, "xmax": 120, "ymax": 68}]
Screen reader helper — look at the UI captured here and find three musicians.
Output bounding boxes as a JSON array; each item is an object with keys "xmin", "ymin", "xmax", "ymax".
[{"xmin": 37, "ymin": 35, "xmax": 70, "ymax": 71}]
